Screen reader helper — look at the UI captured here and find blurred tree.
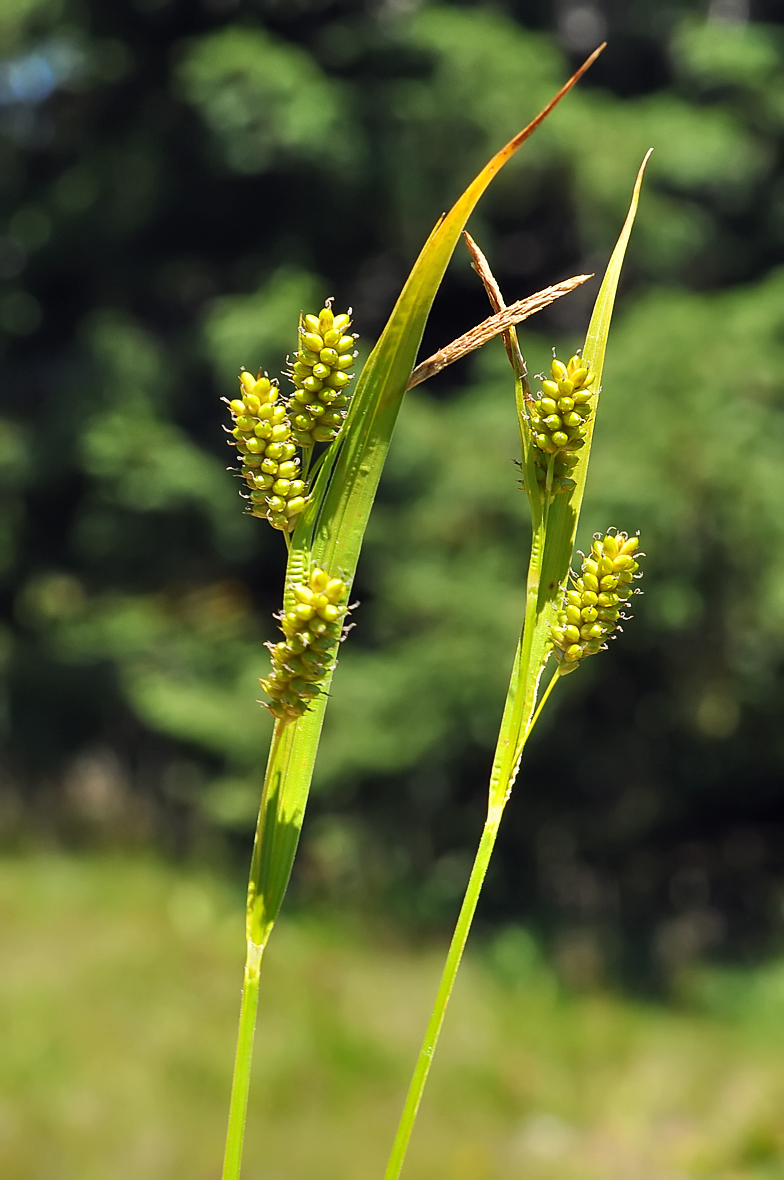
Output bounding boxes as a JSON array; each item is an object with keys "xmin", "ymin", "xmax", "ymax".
[{"xmin": 2, "ymin": 0, "xmax": 784, "ymax": 987}]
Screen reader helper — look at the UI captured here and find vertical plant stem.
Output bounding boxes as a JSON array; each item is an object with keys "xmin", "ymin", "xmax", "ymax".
[
  {"xmin": 222, "ymin": 938, "xmax": 265, "ymax": 1180},
  {"xmin": 382, "ymin": 805, "xmax": 504, "ymax": 1180},
  {"xmin": 383, "ymin": 490, "xmax": 559, "ymax": 1180},
  {"xmin": 487, "ymin": 513, "xmax": 547, "ymax": 810},
  {"xmin": 222, "ymin": 720, "xmax": 286, "ymax": 1180},
  {"xmin": 382, "ymin": 670, "xmax": 558, "ymax": 1180}
]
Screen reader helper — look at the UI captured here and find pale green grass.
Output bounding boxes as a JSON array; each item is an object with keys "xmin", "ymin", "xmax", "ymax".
[{"xmin": 1, "ymin": 854, "xmax": 784, "ymax": 1180}]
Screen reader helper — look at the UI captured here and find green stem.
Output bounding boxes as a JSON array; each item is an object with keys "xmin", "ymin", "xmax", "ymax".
[
  {"xmin": 382, "ymin": 804, "xmax": 504, "ymax": 1180},
  {"xmin": 383, "ymin": 545, "xmax": 563, "ymax": 1180},
  {"xmin": 487, "ymin": 511, "xmax": 547, "ymax": 810},
  {"xmin": 383, "ymin": 656, "xmax": 562, "ymax": 1180},
  {"xmin": 221, "ymin": 719, "xmax": 287, "ymax": 1180},
  {"xmin": 544, "ymin": 452, "xmax": 555, "ymax": 527},
  {"xmin": 222, "ymin": 939, "xmax": 265, "ymax": 1180}
]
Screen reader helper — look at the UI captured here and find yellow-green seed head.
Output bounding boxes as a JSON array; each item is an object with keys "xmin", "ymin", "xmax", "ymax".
[
  {"xmin": 287, "ymin": 300, "xmax": 358, "ymax": 447},
  {"xmin": 530, "ymin": 352, "xmax": 596, "ymax": 496},
  {"xmin": 261, "ymin": 567, "xmax": 351, "ymax": 721},
  {"xmin": 226, "ymin": 370, "xmax": 308, "ymax": 532},
  {"xmin": 552, "ymin": 531, "xmax": 643, "ymax": 673}
]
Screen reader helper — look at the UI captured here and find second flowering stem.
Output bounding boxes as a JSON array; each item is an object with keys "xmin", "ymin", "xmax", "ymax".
[
  {"xmin": 382, "ymin": 153, "xmax": 651, "ymax": 1180},
  {"xmin": 382, "ymin": 810, "xmax": 502, "ymax": 1180},
  {"xmin": 383, "ymin": 439, "xmax": 556, "ymax": 1180}
]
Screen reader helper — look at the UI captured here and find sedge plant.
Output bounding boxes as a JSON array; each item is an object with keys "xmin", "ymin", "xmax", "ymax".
[{"xmin": 218, "ymin": 44, "xmax": 629, "ymax": 1180}]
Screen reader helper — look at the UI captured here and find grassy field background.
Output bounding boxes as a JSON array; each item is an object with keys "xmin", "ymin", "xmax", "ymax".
[{"xmin": 3, "ymin": 854, "xmax": 784, "ymax": 1180}]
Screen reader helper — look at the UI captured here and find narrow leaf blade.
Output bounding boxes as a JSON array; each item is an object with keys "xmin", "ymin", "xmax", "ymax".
[
  {"xmin": 538, "ymin": 149, "xmax": 653, "ymax": 603},
  {"xmin": 299, "ymin": 44, "xmax": 605, "ymax": 576}
]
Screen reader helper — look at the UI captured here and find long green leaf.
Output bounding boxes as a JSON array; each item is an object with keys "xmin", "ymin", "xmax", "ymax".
[{"xmin": 541, "ymin": 147, "xmax": 654, "ymax": 587}]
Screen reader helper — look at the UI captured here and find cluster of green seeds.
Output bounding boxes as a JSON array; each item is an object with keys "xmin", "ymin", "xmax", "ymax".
[
  {"xmin": 287, "ymin": 302, "xmax": 358, "ymax": 447},
  {"xmin": 226, "ymin": 372, "xmax": 308, "ymax": 532},
  {"xmin": 552, "ymin": 531, "xmax": 643, "ymax": 672},
  {"xmin": 261, "ymin": 567, "xmax": 349, "ymax": 721},
  {"xmin": 530, "ymin": 352, "xmax": 597, "ymax": 494}
]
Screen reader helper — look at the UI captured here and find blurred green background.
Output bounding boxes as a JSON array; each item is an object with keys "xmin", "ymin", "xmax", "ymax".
[{"xmin": 4, "ymin": 0, "xmax": 784, "ymax": 1172}]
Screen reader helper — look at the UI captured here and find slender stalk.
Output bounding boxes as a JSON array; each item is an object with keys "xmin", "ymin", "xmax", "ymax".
[
  {"xmin": 222, "ymin": 939, "xmax": 265, "ymax": 1180},
  {"xmin": 222, "ymin": 720, "xmax": 287, "ymax": 1180},
  {"xmin": 544, "ymin": 453, "xmax": 555, "ymax": 523},
  {"xmin": 382, "ymin": 655, "xmax": 564, "ymax": 1180},
  {"xmin": 382, "ymin": 805, "xmax": 503, "ymax": 1180},
  {"xmin": 487, "ymin": 511, "xmax": 546, "ymax": 809},
  {"xmin": 383, "ymin": 649, "xmax": 561, "ymax": 1180},
  {"xmin": 383, "ymin": 346, "xmax": 561, "ymax": 1180}
]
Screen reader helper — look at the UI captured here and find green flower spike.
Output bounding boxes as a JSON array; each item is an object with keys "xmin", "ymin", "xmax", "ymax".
[
  {"xmin": 287, "ymin": 300, "xmax": 358, "ymax": 447},
  {"xmin": 226, "ymin": 370, "xmax": 308, "ymax": 532},
  {"xmin": 261, "ymin": 567, "xmax": 350, "ymax": 721},
  {"xmin": 530, "ymin": 351, "xmax": 597, "ymax": 494},
  {"xmin": 552, "ymin": 530, "xmax": 643, "ymax": 672}
]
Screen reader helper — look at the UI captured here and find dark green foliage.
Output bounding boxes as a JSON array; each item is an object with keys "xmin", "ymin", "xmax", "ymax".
[{"xmin": 2, "ymin": 0, "xmax": 784, "ymax": 981}]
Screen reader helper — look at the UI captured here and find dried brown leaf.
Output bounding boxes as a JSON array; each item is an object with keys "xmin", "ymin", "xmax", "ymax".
[{"xmin": 406, "ymin": 272, "xmax": 593, "ymax": 391}]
